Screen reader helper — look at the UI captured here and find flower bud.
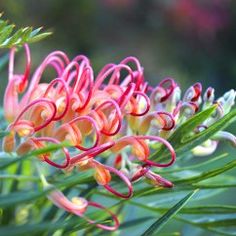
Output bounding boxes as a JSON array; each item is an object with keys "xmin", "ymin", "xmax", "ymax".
[
  {"xmin": 2, "ymin": 131, "xmax": 15, "ymax": 152},
  {"xmin": 212, "ymin": 131, "xmax": 236, "ymax": 147},
  {"xmin": 94, "ymin": 165, "xmax": 111, "ymax": 185},
  {"xmin": 145, "ymin": 171, "xmax": 173, "ymax": 188},
  {"xmin": 192, "ymin": 140, "xmax": 218, "ymax": 156},
  {"xmin": 217, "ymin": 89, "xmax": 235, "ymax": 115}
]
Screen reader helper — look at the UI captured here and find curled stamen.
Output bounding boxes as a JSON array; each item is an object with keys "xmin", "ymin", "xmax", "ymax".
[
  {"xmin": 70, "ymin": 141, "xmax": 115, "ymax": 166},
  {"xmin": 94, "ymin": 64, "xmax": 134, "ymax": 91},
  {"xmin": 62, "ymin": 61, "xmax": 80, "ymax": 83},
  {"xmin": 158, "ymin": 78, "xmax": 178, "ymax": 103},
  {"xmin": 43, "ymin": 78, "xmax": 70, "ymax": 120},
  {"xmin": 12, "ymin": 98, "xmax": 57, "ymax": 133},
  {"xmin": 73, "ymin": 66, "xmax": 93, "ymax": 92},
  {"xmin": 129, "ymin": 91, "xmax": 151, "ymax": 116},
  {"xmin": 83, "ymin": 201, "xmax": 119, "ymax": 231},
  {"xmin": 112, "ymin": 136, "xmax": 150, "ymax": 161},
  {"xmin": 145, "ymin": 171, "xmax": 173, "ymax": 188},
  {"xmin": 140, "ymin": 111, "xmax": 175, "ymax": 134},
  {"xmin": 204, "ymin": 87, "xmax": 215, "ymax": 103},
  {"xmin": 4, "ymin": 45, "xmax": 31, "ymax": 122},
  {"xmin": 180, "ymin": 102, "xmax": 199, "ymax": 117},
  {"xmin": 73, "ymin": 67, "xmax": 94, "ymax": 111},
  {"xmin": 131, "ymin": 165, "xmax": 150, "ymax": 182},
  {"xmin": 31, "ymin": 137, "xmax": 70, "ymax": 168},
  {"xmin": 93, "ymin": 160, "xmax": 133, "ymax": 199},
  {"xmin": 118, "ymin": 83, "xmax": 136, "ymax": 109},
  {"xmin": 138, "ymin": 135, "xmax": 176, "ymax": 168},
  {"xmin": 25, "ymin": 51, "xmax": 69, "ymax": 98},
  {"xmin": 191, "ymin": 83, "xmax": 202, "ymax": 102},
  {"xmin": 119, "ymin": 57, "xmax": 144, "ymax": 89},
  {"xmin": 120, "ymin": 57, "xmax": 142, "ymax": 73},
  {"xmin": 183, "ymin": 83, "xmax": 202, "ymax": 103},
  {"xmin": 72, "ymin": 55, "xmax": 90, "ymax": 72},
  {"xmin": 94, "ymin": 100, "xmax": 122, "ymax": 136},
  {"xmin": 156, "ymin": 112, "xmax": 175, "ymax": 131},
  {"xmin": 9, "ymin": 120, "xmax": 34, "ymax": 137},
  {"xmin": 68, "ymin": 116, "xmax": 100, "ymax": 151},
  {"xmin": 8, "ymin": 44, "xmax": 31, "ymax": 93},
  {"xmin": 43, "ymin": 183, "xmax": 119, "ymax": 231}
]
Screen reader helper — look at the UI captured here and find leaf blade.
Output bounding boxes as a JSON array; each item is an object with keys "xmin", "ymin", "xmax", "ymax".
[{"xmin": 140, "ymin": 189, "xmax": 198, "ymax": 236}]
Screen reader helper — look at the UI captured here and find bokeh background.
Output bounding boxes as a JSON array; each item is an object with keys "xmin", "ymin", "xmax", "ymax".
[
  {"xmin": 0, "ymin": 1, "xmax": 236, "ymax": 235},
  {"xmin": 1, "ymin": 0, "xmax": 236, "ymax": 93}
]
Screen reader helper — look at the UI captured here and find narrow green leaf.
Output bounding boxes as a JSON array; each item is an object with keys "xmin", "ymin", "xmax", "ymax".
[
  {"xmin": 129, "ymin": 201, "xmax": 236, "ymax": 215},
  {"xmin": 176, "ymin": 216, "xmax": 236, "ymax": 235},
  {"xmin": 120, "ymin": 217, "xmax": 154, "ymax": 229},
  {"xmin": 0, "ymin": 17, "xmax": 51, "ymax": 48},
  {"xmin": 178, "ymin": 108, "xmax": 236, "ymax": 153},
  {"xmin": 140, "ymin": 189, "xmax": 198, "ymax": 236},
  {"xmin": 0, "ymin": 142, "xmax": 71, "ymax": 170},
  {"xmin": 192, "ymin": 183, "xmax": 236, "ymax": 189},
  {"xmin": 169, "ymin": 106, "xmax": 217, "ymax": 146},
  {"xmin": 28, "ymin": 32, "xmax": 52, "ymax": 43},
  {"xmin": 0, "ymin": 218, "xmax": 89, "ymax": 236},
  {"xmin": 151, "ymin": 106, "xmax": 216, "ymax": 160},
  {"xmin": 0, "ymin": 171, "xmax": 92, "ymax": 208},
  {"xmin": 161, "ymin": 153, "xmax": 228, "ymax": 174},
  {"xmin": 0, "ymin": 20, "xmax": 8, "ymax": 32},
  {"xmin": 0, "ymin": 174, "xmax": 39, "ymax": 182},
  {"xmin": 29, "ymin": 27, "xmax": 43, "ymax": 37},
  {"xmin": 174, "ymin": 159, "xmax": 236, "ymax": 184},
  {"xmin": 2, "ymin": 28, "xmax": 25, "ymax": 46},
  {"xmin": 0, "ymin": 25, "xmax": 14, "ymax": 44},
  {"xmin": 151, "ymin": 107, "xmax": 236, "ymax": 162}
]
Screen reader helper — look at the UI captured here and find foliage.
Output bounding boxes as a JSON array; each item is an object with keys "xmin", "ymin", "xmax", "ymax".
[
  {"xmin": 0, "ymin": 106, "xmax": 236, "ymax": 235},
  {"xmin": 0, "ymin": 13, "xmax": 51, "ymax": 49}
]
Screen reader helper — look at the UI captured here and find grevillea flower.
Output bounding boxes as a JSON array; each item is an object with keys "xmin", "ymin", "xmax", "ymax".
[{"xmin": 3, "ymin": 44, "xmax": 236, "ymax": 230}]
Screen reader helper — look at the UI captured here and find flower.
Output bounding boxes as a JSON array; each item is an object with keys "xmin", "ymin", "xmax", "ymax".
[{"xmin": 3, "ymin": 44, "xmax": 236, "ymax": 230}]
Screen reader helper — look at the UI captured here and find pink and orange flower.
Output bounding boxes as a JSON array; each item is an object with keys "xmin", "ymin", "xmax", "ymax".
[{"xmin": 2, "ymin": 44, "xmax": 235, "ymax": 230}]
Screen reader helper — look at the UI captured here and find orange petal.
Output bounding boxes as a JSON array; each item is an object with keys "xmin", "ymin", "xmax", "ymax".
[
  {"xmin": 2, "ymin": 131, "xmax": 15, "ymax": 152},
  {"xmin": 94, "ymin": 165, "xmax": 111, "ymax": 185}
]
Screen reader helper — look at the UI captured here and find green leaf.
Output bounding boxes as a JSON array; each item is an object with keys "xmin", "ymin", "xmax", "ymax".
[
  {"xmin": 0, "ymin": 218, "xmax": 89, "ymax": 236},
  {"xmin": 176, "ymin": 216, "xmax": 236, "ymax": 235},
  {"xmin": 140, "ymin": 189, "xmax": 198, "ymax": 236},
  {"xmin": 169, "ymin": 106, "xmax": 217, "ymax": 147},
  {"xmin": 0, "ymin": 142, "xmax": 71, "ymax": 170},
  {"xmin": 0, "ymin": 25, "xmax": 15, "ymax": 44},
  {"xmin": 0, "ymin": 16, "xmax": 51, "ymax": 48},
  {"xmin": 174, "ymin": 159, "xmax": 236, "ymax": 184},
  {"xmin": 129, "ymin": 201, "xmax": 236, "ymax": 215},
  {"xmin": 161, "ymin": 153, "xmax": 228, "ymax": 174},
  {"xmin": 0, "ymin": 171, "xmax": 92, "ymax": 208},
  {"xmin": 120, "ymin": 217, "xmax": 154, "ymax": 229},
  {"xmin": 27, "ymin": 32, "xmax": 52, "ymax": 43},
  {"xmin": 151, "ymin": 107, "xmax": 236, "ymax": 162}
]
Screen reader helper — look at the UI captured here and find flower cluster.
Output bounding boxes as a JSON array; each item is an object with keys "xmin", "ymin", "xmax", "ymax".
[{"xmin": 3, "ymin": 44, "xmax": 236, "ymax": 230}]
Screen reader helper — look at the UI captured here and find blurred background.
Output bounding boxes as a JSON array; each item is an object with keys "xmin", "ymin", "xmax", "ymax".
[
  {"xmin": 0, "ymin": 0, "xmax": 236, "ymax": 94},
  {"xmin": 0, "ymin": 1, "xmax": 236, "ymax": 235}
]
